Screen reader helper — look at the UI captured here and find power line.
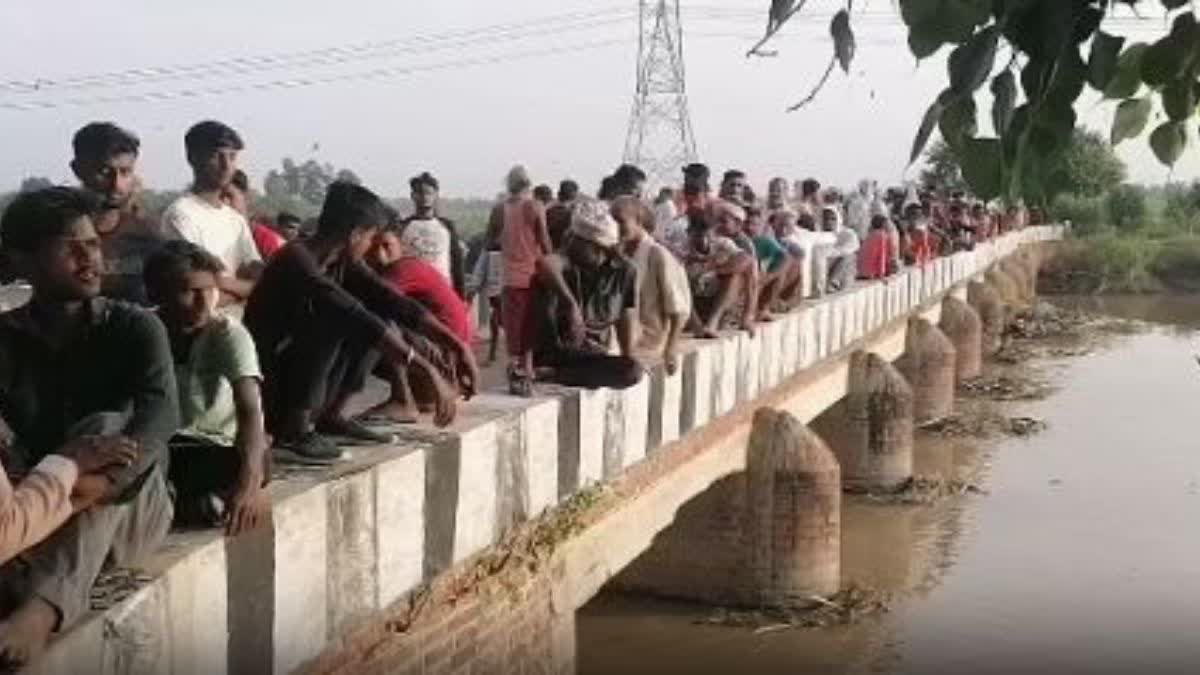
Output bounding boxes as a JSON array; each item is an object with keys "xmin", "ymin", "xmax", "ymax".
[
  {"xmin": 0, "ymin": 39, "xmax": 629, "ymax": 112},
  {"xmin": 0, "ymin": 6, "xmax": 636, "ymax": 95}
]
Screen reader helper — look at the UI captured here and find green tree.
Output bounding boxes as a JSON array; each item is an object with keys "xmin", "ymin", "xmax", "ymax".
[
  {"xmin": 919, "ymin": 140, "xmax": 966, "ymax": 192},
  {"xmin": 923, "ymin": 129, "xmax": 1125, "ymax": 204},
  {"xmin": 263, "ymin": 157, "xmax": 363, "ymax": 211},
  {"xmin": 1106, "ymin": 183, "xmax": 1149, "ymax": 231},
  {"xmin": 753, "ymin": 1, "xmax": 1200, "ymax": 201}
]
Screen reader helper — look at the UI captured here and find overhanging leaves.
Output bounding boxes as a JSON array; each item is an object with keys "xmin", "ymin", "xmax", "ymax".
[
  {"xmin": 1150, "ymin": 120, "xmax": 1188, "ymax": 166},
  {"xmin": 940, "ymin": 94, "xmax": 979, "ymax": 147},
  {"xmin": 911, "ymin": 92, "xmax": 950, "ymax": 164},
  {"xmin": 1163, "ymin": 79, "xmax": 1197, "ymax": 121},
  {"xmin": 1110, "ymin": 97, "xmax": 1153, "ymax": 145},
  {"xmin": 990, "ymin": 71, "xmax": 1017, "ymax": 135},
  {"xmin": 900, "ymin": 0, "xmax": 991, "ymax": 56},
  {"xmin": 831, "ymin": 10, "xmax": 856, "ymax": 73},
  {"xmin": 948, "ymin": 26, "xmax": 999, "ymax": 95},
  {"xmin": 1103, "ymin": 43, "xmax": 1149, "ymax": 99},
  {"xmin": 1087, "ymin": 31, "xmax": 1125, "ymax": 90},
  {"xmin": 959, "ymin": 138, "xmax": 1004, "ymax": 200}
]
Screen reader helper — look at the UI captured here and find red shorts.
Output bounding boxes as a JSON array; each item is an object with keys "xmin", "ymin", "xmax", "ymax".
[{"xmin": 501, "ymin": 287, "xmax": 535, "ymax": 357}]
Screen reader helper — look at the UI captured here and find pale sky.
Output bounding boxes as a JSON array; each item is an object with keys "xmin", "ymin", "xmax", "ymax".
[{"xmin": 0, "ymin": 0, "xmax": 1194, "ymax": 198}]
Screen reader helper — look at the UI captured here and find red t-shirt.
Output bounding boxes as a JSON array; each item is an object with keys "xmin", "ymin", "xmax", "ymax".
[
  {"xmin": 252, "ymin": 222, "xmax": 286, "ymax": 259},
  {"xmin": 908, "ymin": 229, "xmax": 937, "ymax": 266},
  {"xmin": 382, "ymin": 257, "xmax": 472, "ymax": 343},
  {"xmin": 858, "ymin": 230, "xmax": 897, "ymax": 280}
]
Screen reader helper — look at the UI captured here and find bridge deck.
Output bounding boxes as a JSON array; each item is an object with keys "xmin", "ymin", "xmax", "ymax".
[{"xmin": 29, "ymin": 227, "xmax": 1061, "ymax": 675}]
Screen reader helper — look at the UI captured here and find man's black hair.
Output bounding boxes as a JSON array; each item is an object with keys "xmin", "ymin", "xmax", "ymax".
[
  {"xmin": 610, "ymin": 164, "xmax": 647, "ymax": 197},
  {"xmin": 682, "ymin": 163, "xmax": 709, "ymax": 180},
  {"xmin": 722, "ymin": 169, "xmax": 746, "ymax": 184},
  {"xmin": 143, "ymin": 239, "xmax": 227, "ymax": 305},
  {"xmin": 613, "ymin": 163, "xmax": 646, "ymax": 186},
  {"xmin": 1, "ymin": 186, "xmax": 99, "ymax": 254},
  {"xmin": 409, "ymin": 171, "xmax": 439, "ymax": 192},
  {"xmin": 533, "ymin": 184, "xmax": 554, "ymax": 203},
  {"xmin": 72, "ymin": 122, "xmax": 140, "ymax": 163},
  {"xmin": 317, "ymin": 181, "xmax": 387, "ymax": 239},
  {"xmin": 276, "ymin": 211, "xmax": 302, "ymax": 227},
  {"xmin": 558, "ymin": 179, "xmax": 579, "ymax": 202},
  {"xmin": 231, "ymin": 169, "xmax": 250, "ymax": 193},
  {"xmin": 598, "ymin": 175, "xmax": 618, "ymax": 201},
  {"xmin": 801, "ymin": 178, "xmax": 821, "ymax": 196},
  {"xmin": 184, "ymin": 120, "xmax": 244, "ymax": 160}
]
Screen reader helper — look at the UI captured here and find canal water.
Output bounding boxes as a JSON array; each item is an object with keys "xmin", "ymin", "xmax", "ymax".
[{"xmin": 577, "ymin": 296, "xmax": 1200, "ymax": 675}]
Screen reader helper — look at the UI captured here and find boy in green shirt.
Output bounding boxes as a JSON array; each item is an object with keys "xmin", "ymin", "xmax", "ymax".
[{"xmin": 144, "ymin": 240, "xmax": 269, "ymax": 535}]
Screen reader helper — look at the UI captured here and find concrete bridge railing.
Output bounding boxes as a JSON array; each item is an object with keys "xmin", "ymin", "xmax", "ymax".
[{"xmin": 30, "ymin": 226, "xmax": 1062, "ymax": 675}]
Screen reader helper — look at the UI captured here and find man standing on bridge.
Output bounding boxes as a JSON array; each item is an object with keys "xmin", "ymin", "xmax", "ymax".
[
  {"xmin": 70, "ymin": 122, "xmax": 165, "ymax": 306},
  {"xmin": 163, "ymin": 121, "xmax": 262, "ymax": 306}
]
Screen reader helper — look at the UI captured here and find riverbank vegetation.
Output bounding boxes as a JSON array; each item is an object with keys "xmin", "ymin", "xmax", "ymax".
[{"xmin": 1043, "ymin": 180, "xmax": 1200, "ymax": 294}]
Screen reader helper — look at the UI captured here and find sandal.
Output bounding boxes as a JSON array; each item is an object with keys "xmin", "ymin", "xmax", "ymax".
[{"xmin": 508, "ymin": 366, "xmax": 534, "ymax": 397}]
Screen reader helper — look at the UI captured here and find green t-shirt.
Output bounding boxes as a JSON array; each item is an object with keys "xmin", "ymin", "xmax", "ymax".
[
  {"xmin": 753, "ymin": 235, "xmax": 788, "ymax": 274},
  {"xmin": 175, "ymin": 315, "xmax": 261, "ymax": 446}
]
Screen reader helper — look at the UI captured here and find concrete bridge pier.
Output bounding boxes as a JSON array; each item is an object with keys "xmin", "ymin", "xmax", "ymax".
[
  {"xmin": 967, "ymin": 279, "xmax": 1006, "ymax": 355},
  {"xmin": 818, "ymin": 352, "xmax": 914, "ymax": 491},
  {"xmin": 896, "ymin": 318, "xmax": 957, "ymax": 425},
  {"xmin": 1016, "ymin": 249, "xmax": 1042, "ymax": 299},
  {"xmin": 612, "ymin": 409, "xmax": 841, "ymax": 609},
  {"xmin": 743, "ymin": 409, "xmax": 841, "ymax": 607},
  {"xmin": 999, "ymin": 261, "xmax": 1032, "ymax": 305},
  {"xmin": 986, "ymin": 266, "xmax": 1024, "ymax": 309},
  {"xmin": 939, "ymin": 296, "xmax": 983, "ymax": 383}
]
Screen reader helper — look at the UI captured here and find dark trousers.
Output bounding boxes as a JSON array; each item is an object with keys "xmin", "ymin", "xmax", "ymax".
[
  {"xmin": 541, "ymin": 350, "xmax": 642, "ymax": 389},
  {"xmin": 168, "ymin": 435, "xmax": 269, "ymax": 528},
  {"xmin": 261, "ymin": 319, "xmax": 379, "ymax": 435},
  {"xmin": 0, "ymin": 412, "xmax": 172, "ymax": 628}
]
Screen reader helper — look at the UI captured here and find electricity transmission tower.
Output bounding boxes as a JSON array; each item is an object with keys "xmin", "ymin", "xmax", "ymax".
[{"xmin": 622, "ymin": 0, "xmax": 698, "ymax": 189}]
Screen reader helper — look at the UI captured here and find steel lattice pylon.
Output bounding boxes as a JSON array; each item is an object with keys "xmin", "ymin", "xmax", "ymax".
[{"xmin": 622, "ymin": 0, "xmax": 698, "ymax": 189}]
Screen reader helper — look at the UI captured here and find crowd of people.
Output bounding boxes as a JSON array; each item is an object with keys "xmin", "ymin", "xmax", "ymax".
[{"xmin": 0, "ymin": 118, "xmax": 1039, "ymax": 669}]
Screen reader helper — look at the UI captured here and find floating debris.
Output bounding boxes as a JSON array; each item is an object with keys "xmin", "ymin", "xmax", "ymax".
[
  {"xmin": 1008, "ymin": 416, "xmax": 1048, "ymax": 436},
  {"xmin": 696, "ymin": 584, "xmax": 891, "ymax": 631},
  {"xmin": 845, "ymin": 476, "xmax": 987, "ymax": 506},
  {"xmin": 921, "ymin": 406, "xmax": 1048, "ymax": 440},
  {"xmin": 960, "ymin": 374, "xmax": 1055, "ymax": 401}
]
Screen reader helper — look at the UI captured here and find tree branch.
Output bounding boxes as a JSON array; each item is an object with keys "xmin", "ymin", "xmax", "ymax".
[
  {"xmin": 786, "ymin": 55, "xmax": 838, "ymax": 111},
  {"xmin": 746, "ymin": 0, "xmax": 811, "ymax": 58}
]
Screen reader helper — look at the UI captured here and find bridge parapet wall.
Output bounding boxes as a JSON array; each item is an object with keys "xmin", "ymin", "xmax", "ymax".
[{"xmin": 30, "ymin": 227, "xmax": 1062, "ymax": 675}]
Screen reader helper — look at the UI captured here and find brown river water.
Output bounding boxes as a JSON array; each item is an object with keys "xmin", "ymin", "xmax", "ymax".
[{"xmin": 577, "ymin": 295, "xmax": 1200, "ymax": 675}]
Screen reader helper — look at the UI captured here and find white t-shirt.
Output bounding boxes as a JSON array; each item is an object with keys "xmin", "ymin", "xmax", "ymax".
[
  {"xmin": 163, "ymin": 194, "xmax": 261, "ymax": 274},
  {"xmin": 400, "ymin": 218, "xmax": 453, "ymax": 282},
  {"xmin": 630, "ymin": 235, "xmax": 692, "ymax": 350}
]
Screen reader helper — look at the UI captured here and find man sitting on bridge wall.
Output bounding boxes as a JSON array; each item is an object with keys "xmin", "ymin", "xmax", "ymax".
[{"xmin": 0, "ymin": 187, "xmax": 179, "ymax": 670}]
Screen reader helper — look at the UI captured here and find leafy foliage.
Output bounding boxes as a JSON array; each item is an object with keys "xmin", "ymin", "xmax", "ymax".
[
  {"xmin": 924, "ymin": 129, "xmax": 1124, "ymax": 204},
  {"xmin": 1106, "ymin": 183, "xmax": 1150, "ymax": 230},
  {"xmin": 264, "ymin": 158, "xmax": 362, "ymax": 211},
  {"xmin": 753, "ymin": 0, "xmax": 1200, "ymax": 200}
]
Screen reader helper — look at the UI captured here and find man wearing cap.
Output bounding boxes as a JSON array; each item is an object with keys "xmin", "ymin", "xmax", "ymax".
[
  {"xmin": 529, "ymin": 199, "xmax": 641, "ymax": 390},
  {"xmin": 683, "ymin": 200, "xmax": 756, "ymax": 338}
]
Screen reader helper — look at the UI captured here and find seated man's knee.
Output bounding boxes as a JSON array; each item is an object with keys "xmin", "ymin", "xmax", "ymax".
[{"xmin": 66, "ymin": 410, "xmax": 132, "ymax": 438}]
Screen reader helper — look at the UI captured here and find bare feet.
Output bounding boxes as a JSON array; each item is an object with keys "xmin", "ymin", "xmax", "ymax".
[
  {"xmin": 0, "ymin": 597, "xmax": 57, "ymax": 672},
  {"xmin": 361, "ymin": 400, "xmax": 420, "ymax": 425},
  {"xmin": 742, "ymin": 317, "xmax": 757, "ymax": 337},
  {"xmin": 757, "ymin": 310, "xmax": 778, "ymax": 323},
  {"xmin": 695, "ymin": 324, "xmax": 720, "ymax": 339}
]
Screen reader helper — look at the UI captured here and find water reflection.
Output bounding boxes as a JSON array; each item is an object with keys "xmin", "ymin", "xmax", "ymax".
[{"xmin": 577, "ymin": 297, "xmax": 1200, "ymax": 675}]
